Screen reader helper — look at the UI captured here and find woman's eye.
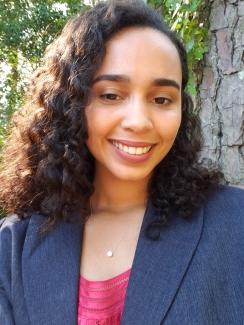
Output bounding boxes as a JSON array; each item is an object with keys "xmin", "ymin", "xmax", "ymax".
[
  {"xmin": 100, "ymin": 94, "xmax": 121, "ymax": 101},
  {"xmin": 151, "ymin": 97, "xmax": 170, "ymax": 105}
]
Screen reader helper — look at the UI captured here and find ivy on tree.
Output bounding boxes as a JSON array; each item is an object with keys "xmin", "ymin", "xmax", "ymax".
[{"xmin": 148, "ymin": 0, "xmax": 209, "ymax": 96}]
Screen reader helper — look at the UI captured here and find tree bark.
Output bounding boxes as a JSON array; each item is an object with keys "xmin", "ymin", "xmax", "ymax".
[{"xmin": 198, "ymin": 0, "xmax": 244, "ymax": 185}]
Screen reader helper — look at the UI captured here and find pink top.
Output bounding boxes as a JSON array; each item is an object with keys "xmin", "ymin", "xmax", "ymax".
[{"xmin": 77, "ymin": 269, "xmax": 131, "ymax": 325}]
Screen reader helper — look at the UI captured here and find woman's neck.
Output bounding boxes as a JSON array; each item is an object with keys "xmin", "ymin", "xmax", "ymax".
[
  {"xmin": 91, "ymin": 169, "xmax": 151, "ymax": 213},
  {"xmin": 81, "ymin": 166, "xmax": 150, "ymax": 280}
]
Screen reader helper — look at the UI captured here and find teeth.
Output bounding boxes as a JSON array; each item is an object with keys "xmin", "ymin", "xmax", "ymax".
[
  {"xmin": 128, "ymin": 147, "xmax": 136, "ymax": 154},
  {"xmin": 112, "ymin": 141, "xmax": 152, "ymax": 155},
  {"xmin": 136, "ymin": 147, "xmax": 143, "ymax": 155}
]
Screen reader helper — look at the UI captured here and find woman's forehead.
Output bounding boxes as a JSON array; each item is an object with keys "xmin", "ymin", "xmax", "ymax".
[{"xmin": 96, "ymin": 27, "xmax": 182, "ymax": 87}]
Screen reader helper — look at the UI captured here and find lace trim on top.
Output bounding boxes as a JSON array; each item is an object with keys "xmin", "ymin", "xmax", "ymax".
[{"xmin": 77, "ymin": 268, "xmax": 131, "ymax": 325}]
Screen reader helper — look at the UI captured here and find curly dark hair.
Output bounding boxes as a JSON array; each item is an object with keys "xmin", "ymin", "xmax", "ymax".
[{"xmin": 0, "ymin": 0, "xmax": 223, "ymax": 236}]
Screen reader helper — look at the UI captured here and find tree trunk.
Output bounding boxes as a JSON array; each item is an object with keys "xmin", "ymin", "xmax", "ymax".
[{"xmin": 198, "ymin": 0, "xmax": 244, "ymax": 185}]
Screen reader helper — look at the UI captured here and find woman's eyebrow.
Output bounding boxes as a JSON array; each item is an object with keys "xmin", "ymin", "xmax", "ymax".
[
  {"xmin": 92, "ymin": 74, "xmax": 180, "ymax": 91},
  {"xmin": 92, "ymin": 74, "xmax": 130, "ymax": 85},
  {"xmin": 152, "ymin": 78, "xmax": 180, "ymax": 90}
]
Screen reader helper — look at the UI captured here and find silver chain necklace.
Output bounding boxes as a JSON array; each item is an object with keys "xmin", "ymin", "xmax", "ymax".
[{"xmin": 90, "ymin": 199, "xmax": 142, "ymax": 258}]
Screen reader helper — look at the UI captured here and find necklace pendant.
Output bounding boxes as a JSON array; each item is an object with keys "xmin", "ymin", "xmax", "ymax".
[{"xmin": 107, "ymin": 251, "xmax": 113, "ymax": 257}]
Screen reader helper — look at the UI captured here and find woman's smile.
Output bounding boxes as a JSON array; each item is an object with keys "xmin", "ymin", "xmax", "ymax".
[
  {"xmin": 111, "ymin": 140, "xmax": 153, "ymax": 155},
  {"xmin": 110, "ymin": 140, "xmax": 156, "ymax": 164}
]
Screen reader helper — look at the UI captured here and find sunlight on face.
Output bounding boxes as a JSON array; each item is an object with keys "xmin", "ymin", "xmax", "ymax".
[{"xmin": 85, "ymin": 27, "xmax": 182, "ymax": 183}]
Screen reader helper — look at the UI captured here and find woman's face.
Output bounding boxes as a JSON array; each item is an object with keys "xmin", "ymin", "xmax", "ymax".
[{"xmin": 85, "ymin": 27, "xmax": 182, "ymax": 183}]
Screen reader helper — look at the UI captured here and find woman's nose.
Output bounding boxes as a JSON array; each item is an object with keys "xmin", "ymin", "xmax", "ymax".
[{"xmin": 120, "ymin": 98, "xmax": 153, "ymax": 133}]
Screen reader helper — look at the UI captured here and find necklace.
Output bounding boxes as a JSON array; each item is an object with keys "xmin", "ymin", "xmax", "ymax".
[{"xmin": 90, "ymin": 199, "xmax": 142, "ymax": 258}]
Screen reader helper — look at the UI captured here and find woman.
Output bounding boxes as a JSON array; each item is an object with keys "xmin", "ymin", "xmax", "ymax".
[{"xmin": 0, "ymin": 0, "xmax": 243, "ymax": 324}]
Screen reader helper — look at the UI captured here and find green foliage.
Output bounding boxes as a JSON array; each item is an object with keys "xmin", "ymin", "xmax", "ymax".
[
  {"xmin": 148, "ymin": 0, "xmax": 209, "ymax": 95},
  {"xmin": 0, "ymin": 0, "xmax": 90, "ymax": 148}
]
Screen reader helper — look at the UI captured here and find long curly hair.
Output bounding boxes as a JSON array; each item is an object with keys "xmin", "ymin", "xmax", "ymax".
[{"xmin": 0, "ymin": 0, "xmax": 223, "ymax": 236}]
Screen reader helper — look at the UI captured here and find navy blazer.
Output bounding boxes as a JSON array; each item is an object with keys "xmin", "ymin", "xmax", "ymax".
[{"xmin": 0, "ymin": 186, "xmax": 244, "ymax": 324}]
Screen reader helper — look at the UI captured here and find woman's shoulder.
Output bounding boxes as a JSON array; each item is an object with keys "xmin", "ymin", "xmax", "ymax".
[
  {"xmin": 0, "ymin": 215, "xmax": 30, "ymax": 241},
  {"xmin": 205, "ymin": 185, "xmax": 244, "ymax": 213},
  {"xmin": 202, "ymin": 185, "xmax": 244, "ymax": 239},
  {"xmin": 212, "ymin": 184, "xmax": 244, "ymax": 197},
  {"xmin": 0, "ymin": 214, "xmax": 48, "ymax": 280},
  {"xmin": 1, "ymin": 214, "xmax": 34, "ymax": 234},
  {"xmin": 0, "ymin": 214, "xmax": 46, "ymax": 252}
]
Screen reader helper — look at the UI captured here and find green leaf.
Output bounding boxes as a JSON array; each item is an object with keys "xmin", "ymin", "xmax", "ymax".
[
  {"xmin": 187, "ymin": 85, "xmax": 197, "ymax": 96},
  {"xmin": 181, "ymin": 4, "xmax": 190, "ymax": 11},
  {"xmin": 194, "ymin": 47, "xmax": 204, "ymax": 59},
  {"xmin": 194, "ymin": 30, "xmax": 201, "ymax": 35},
  {"xmin": 188, "ymin": 4, "xmax": 198, "ymax": 12},
  {"xmin": 167, "ymin": 0, "xmax": 179, "ymax": 9},
  {"xmin": 185, "ymin": 39, "xmax": 195, "ymax": 52}
]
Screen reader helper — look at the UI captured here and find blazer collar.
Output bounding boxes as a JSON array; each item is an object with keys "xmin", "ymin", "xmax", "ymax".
[
  {"xmin": 22, "ymin": 214, "xmax": 83, "ymax": 325},
  {"xmin": 121, "ymin": 201, "xmax": 204, "ymax": 324}
]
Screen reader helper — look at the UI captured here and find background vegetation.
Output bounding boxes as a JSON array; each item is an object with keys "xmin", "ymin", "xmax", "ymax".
[{"xmin": 0, "ymin": 0, "xmax": 91, "ymax": 148}]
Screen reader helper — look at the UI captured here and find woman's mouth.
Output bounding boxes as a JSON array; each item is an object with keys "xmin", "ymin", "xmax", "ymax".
[{"xmin": 112, "ymin": 141, "xmax": 152, "ymax": 155}]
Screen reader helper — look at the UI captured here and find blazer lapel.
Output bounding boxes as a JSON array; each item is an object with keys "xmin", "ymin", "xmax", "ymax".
[
  {"xmin": 122, "ymin": 201, "xmax": 204, "ymax": 324},
  {"xmin": 22, "ymin": 214, "xmax": 83, "ymax": 325}
]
